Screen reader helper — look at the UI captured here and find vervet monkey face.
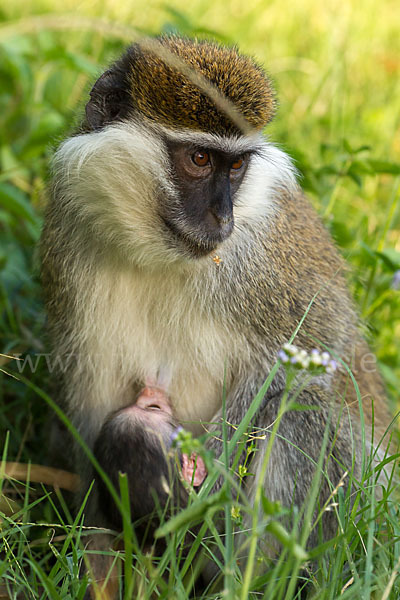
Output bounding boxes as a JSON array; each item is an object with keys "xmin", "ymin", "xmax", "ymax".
[{"xmin": 162, "ymin": 142, "xmax": 251, "ymax": 256}]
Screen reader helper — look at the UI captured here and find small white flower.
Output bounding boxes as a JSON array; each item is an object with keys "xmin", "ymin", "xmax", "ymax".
[
  {"xmin": 299, "ymin": 356, "xmax": 310, "ymax": 369},
  {"xmin": 283, "ymin": 343, "xmax": 298, "ymax": 357},
  {"xmin": 278, "ymin": 345, "xmax": 337, "ymax": 375},
  {"xmin": 310, "ymin": 352, "xmax": 322, "ymax": 366},
  {"xmin": 298, "ymin": 349, "xmax": 308, "ymax": 360},
  {"xmin": 321, "ymin": 352, "xmax": 330, "ymax": 366}
]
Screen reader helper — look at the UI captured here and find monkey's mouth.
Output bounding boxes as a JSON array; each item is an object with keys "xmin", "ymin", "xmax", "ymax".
[{"xmin": 161, "ymin": 215, "xmax": 230, "ymax": 258}]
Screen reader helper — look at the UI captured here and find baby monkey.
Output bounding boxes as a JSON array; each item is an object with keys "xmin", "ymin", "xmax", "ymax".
[{"xmin": 93, "ymin": 380, "xmax": 207, "ymax": 538}]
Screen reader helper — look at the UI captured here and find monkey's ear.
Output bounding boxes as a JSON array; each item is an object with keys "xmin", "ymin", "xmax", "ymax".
[{"xmin": 85, "ymin": 69, "xmax": 132, "ymax": 130}]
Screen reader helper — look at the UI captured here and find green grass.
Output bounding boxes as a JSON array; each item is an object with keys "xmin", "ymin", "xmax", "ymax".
[{"xmin": 0, "ymin": 0, "xmax": 399, "ymax": 598}]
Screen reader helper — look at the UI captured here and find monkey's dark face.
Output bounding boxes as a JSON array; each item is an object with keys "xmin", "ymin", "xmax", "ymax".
[
  {"xmin": 55, "ymin": 119, "xmax": 293, "ymax": 268},
  {"xmin": 162, "ymin": 142, "xmax": 250, "ymax": 257}
]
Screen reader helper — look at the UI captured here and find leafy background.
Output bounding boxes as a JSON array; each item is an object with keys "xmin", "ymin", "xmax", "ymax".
[{"xmin": 0, "ymin": 0, "xmax": 399, "ymax": 597}]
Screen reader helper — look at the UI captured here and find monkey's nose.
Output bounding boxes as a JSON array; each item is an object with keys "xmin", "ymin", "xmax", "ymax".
[
  {"xmin": 136, "ymin": 387, "xmax": 172, "ymax": 414},
  {"xmin": 206, "ymin": 209, "xmax": 233, "ymax": 232}
]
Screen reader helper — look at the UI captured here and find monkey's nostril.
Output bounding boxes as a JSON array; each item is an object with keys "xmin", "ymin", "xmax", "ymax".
[
  {"xmin": 206, "ymin": 209, "xmax": 233, "ymax": 232},
  {"xmin": 137, "ymin": 398, "xmax": 161, "ymax": 410}
]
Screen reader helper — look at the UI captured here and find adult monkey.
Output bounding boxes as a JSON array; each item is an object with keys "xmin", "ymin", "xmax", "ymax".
[{"xmin": 41, "ymin": 36, "xmax": 390, "ymax": 596}]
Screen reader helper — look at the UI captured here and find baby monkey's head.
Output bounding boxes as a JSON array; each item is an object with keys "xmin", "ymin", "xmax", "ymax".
[{"xmin": 93, "ymin": 384, "xmax": 206, "ymax": 535}]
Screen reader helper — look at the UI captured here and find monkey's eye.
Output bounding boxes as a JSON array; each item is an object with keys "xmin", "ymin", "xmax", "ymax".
[
  {"xmin": 231, "ymin": 157, "xmax": 244, "ymax": 170},
  {"xmin": 192, "ymin": 151, "xmax": 210, "ymax": 167}
]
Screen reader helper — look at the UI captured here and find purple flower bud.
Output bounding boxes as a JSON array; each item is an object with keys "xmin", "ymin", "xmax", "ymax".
[
  {"xmin": 170, "ymin": 425, "xmax": 184, "ymax": 444},
  {"xmin": 325, "ymin": 360, "xmax": 337, "ymax": 374},
  {"xmin": 278, "ymin": 350, "xmax": 289, "ymax": 362},
  {"xmin": 392, "ymin": 270, "xmax": 400, "ymax": 290}
]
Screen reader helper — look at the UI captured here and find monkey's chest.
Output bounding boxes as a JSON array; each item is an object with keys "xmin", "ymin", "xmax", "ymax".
[
  {"xmin": 99, "ymin": 269, "xmax": 232, "ymax": 434},
  {"xmin": 89, "ymin": 266, "xmax": 240, "ymax": 433},
  {"xmin": 127, "ymin": 316, "xmax": 228, "ymax": 435}
]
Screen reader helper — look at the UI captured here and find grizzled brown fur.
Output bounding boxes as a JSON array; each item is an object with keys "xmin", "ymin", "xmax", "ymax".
[{"xmin": 126, "ymin": 36, "xmax": 275, "ymax": 134}]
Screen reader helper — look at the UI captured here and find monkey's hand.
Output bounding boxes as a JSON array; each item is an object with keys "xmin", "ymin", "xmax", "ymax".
[{"xmin": 181, "ymin": 452, "xmax": 207, "ymax": 487}]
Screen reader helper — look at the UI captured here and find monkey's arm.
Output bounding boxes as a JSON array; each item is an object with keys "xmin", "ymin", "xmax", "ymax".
[{"xmin": 254, "ymin": 384, "xmax": 363, "ymax": 545}]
